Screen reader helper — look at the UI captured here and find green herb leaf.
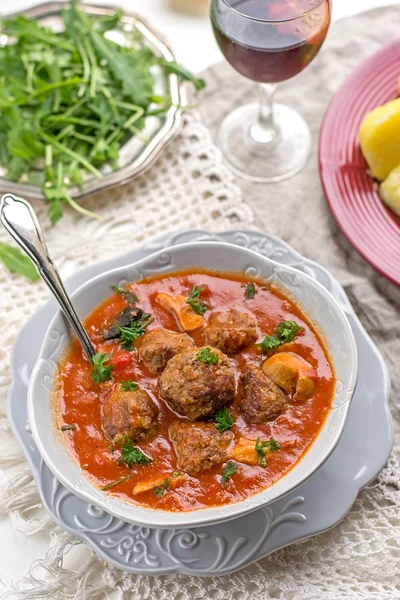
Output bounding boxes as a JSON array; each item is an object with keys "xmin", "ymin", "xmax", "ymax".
[
  {"xmin": 255, "ymin": 437, "xmax": 281, "ymax": 467},
  {"xmin": 101, "ymin": 473, "xmax": 132, "ymax": 491},
  {"xmin": 243, "ymin": 282, "xmax": 256, "ymax": 300},
  {"xmin": 0, "ymin": 6, "xmax": 203, "ymax": 226},
  {"xmin": 111, "ymin": 284, "xmax": 139, "ymax": 304},
  {"xmin": 120, "ymin": 379, "xmax": 139, "ymax": 392},
  {"xmin": 60, "ymin": 424, "xmax": 76, "ymax": 431},
  {"xmin": 256, "ymin": 320, "xmax": 301, "ymax": 354},
  {"xmin": 0, "ymin": 243, "xmax": 39, "ymax": 281},
  {"xmin": 197, "ymin": 347, "xmax": 219, "ymax": 364},
  {"xmin": 221, "ymin": 461, "xmax": 237, "ymax": 487},
  {"xmin": 172, "ymin": 470, "xmax": 181, "ymax": 478},
  {"xmin": 185, "ymin": 284, "xmax": 207, "ymax": 315},
  {"xmin": 118, "ymin": 439, "xmax": 152, "ymax": 467},
  {"xmin": 256, "ymin": 335, "xmax": 282, "ymax": 354},
  {"xmin": 91, "ymin": 352, "xmax": 114, "ymax": 384},
  {"xmin": 153, "ymin": 478, "xmax": 170, "ymax": 497},
  {"xmin": 160, "ymin": 60, "xmax": 206, "ymax": 91},
  {"xmin": 274, "ymin": 321, "xmax": 302, "ymax": 343},
  {"xmin": 215, "ymin": 407, "xmax": 234, "ymax": 433},
  {"xmin": 118, "ymin": 313, "xmax": 154, "ymax": 350}
]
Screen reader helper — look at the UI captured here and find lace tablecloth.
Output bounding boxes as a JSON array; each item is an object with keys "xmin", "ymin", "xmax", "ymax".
[{"xmin": 1, "ymin": 6, "xmax": 400, "ymax": 599}]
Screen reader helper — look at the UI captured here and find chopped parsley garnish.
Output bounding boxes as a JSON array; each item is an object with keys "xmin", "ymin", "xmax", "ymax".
[
  {"xmin": 256, "ymin": 335, "xmax": 282, "ymax": 353},
  {"xmin": 60, "ymin": 424, "xmax": 76, "ymax": 431},
  {"xmin": 186, "ymin": 284, "xmax": 207, "ymax": 315},
  {"xmin": 256, "ymin": 320, "xmax": 301, "ymax": 354},
  {"xmin": 215, "ymin": 408, "xmax": 234, "ymax": 432},
  {"xmin": 172, "ymin": 470, "xmax": 181, "ymax": 478},
  {"xmin": 197, "ymin": 347, "xmax": 219, "ymax": 364},
  {"xmin": 111, "ymin": 284, "xmax": 139, "ymax": 305},
  {"xmin": 153, "ymin": 478, "xmax": 170, "ymax": 497},
  {"xmin": 255, "ymin": 437, "xmax": 281, "ymax": 467},
  {"xmin": 274, "ymin": 321, "xmax": 301, "ymax": 343},
  {"xmin": 118, "ymin": 313, "xmax": 153, "ymax": 350},
  {"xmin": 91, "ymin": 352, "xmax": 114, "ymax": 384},
  {"xmin": 243, "ymin": 282, "xmax": 256, "ymax": 299},
  {"xmin": 119, "ymin": 439, "xmax": 152, "ymax": 467},
  {"xmin": 101, "ymin": 474, "xmax": 132, "ymax": 491},
  {"xmin": 120, "ymin": 380, "xmax": 139, "ymax": 392},
  {"xmin": 221, "ymin": 461, "xmax": 237, "ymax": 487}
]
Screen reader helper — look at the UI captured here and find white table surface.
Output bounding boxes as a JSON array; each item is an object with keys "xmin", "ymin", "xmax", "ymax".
[{"xmin": 0, "ymin": 0, "xmax": 398, "ymax": 595}]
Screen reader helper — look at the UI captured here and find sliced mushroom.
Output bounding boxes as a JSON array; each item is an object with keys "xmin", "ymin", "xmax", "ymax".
[
  {"xmin": 262, "ymin": 352, "xmax": 316, "ymax": 401},
  {"xmin": 133, "ymin": 473, "xmax": 186, "ymax": 495},
  {"xmin": 156, "ymin": 292, "xmax": 205, "ymax": 331}
]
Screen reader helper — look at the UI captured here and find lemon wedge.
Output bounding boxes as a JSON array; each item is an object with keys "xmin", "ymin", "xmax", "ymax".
[
  {"xmin": 359, "ymin": 98, "xmax": 400, "ymax": 181},
  {"xmin": 380, "ymin": 165, "xmax": 400, "ymax": 216}
]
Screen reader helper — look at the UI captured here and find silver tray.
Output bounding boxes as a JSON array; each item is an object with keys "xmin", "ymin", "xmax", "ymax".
[
  {"xmin": 8, "ymin": 229, "xmax": 393, "ymax": 576},
  {"xmin": 0, "ymin": 2, "xmax": 184, "ymax": 200}
]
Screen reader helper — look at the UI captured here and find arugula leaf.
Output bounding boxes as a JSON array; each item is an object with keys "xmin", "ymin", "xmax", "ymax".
[
  {"xmin": 274, "ymin": 321, "xmax": 301, "ymax": 343},
  {"xmin": 243, "ymin": 282, "xmax": 256, "ymax": 300},
  {"xmin": 91, "ymin": 352, "xmax": 114, "ymax": 384},
  {"xmin": 197, "ymin": 347, "xmax": 219, "ymax": 364},
  {"xmin": 96, "ymin": 9, "xmax": 124, "ymax": 33},
  {"xmin": 89, "ymin": 29, "xmax": 155, "ymax": 106},
  {"xmin": 0, "ymin": 5, "xmax": 204, "ymax": 225},
  {"xmin": 120, "ymin": 379, "xmax": 139, "ymax": 392},
  {"xmin": 186, "ymin": 284, "xmax": 207, "ymax": 315},
  {"xmin": 255, "ymin": 437, "xmax": 281, "ymax": 467},
  {"xmin": 0, "ymin": 243, "xmax": 39, "ymax": 281},
  {"xmin": 120, "ymin": 439, "xmax": 152, "ymax": 467},
  {"xmin": 7, "ymin": 126, "xmax": 44, "ymax": 160},
  {"xmin": 153, "ymin": 478, "xmax": 170, "ymax": 497},
  {"xmin": 160, "ymin": 60, "xmax": 206, "ymax": 91},
  {"xmin": 221, "ymin": 461, "xmax": 237, "ymax": 487},
  {"xmin": 110, "ymin": 284, "xmax": 139, "ymax": 304},
  {"xmin": 118, "ymin": 312, "xmax": 154, "ymax": 350},
  {"xmin": 215, "ymin": 407, "xmax": 234, "ymax": 433}
]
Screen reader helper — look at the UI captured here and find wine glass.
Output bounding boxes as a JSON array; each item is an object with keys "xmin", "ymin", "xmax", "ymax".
[{"xmin": 210, "ymin": 0, "xmax": 331, "ymax": 182}]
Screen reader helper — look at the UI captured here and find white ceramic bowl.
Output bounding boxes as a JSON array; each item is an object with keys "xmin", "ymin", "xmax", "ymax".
[{"xmin": 28, "ymin": 242, "xmax": 358, "ymax": 529}]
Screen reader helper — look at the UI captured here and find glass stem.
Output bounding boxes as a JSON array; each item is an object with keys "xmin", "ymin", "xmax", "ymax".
[{"xmin": 250, "ymin": 83, "xmax": 280, "ymax": 145}]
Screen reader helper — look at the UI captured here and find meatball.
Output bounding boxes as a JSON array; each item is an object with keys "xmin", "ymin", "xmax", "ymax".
[
  {"xmin": 239, "ymin": 365, "xmax": 288, "ymax": 424},
  {"xmin": 169, "ymin": 421, "xmax": 233, "ymax": 475},
  {"xmin": 138, "ymin": 328, "xmax": 194, "ymax": 375},
  {"xmin": 102, "ymin": 388, "xmax": 158, "ymax": 443},
  {"xmin": 159, "ymin": 346, "xmax": 235, "ymax": 419},
  {"xmin": 204, "ymin": 308, "xmax": 258, "ymax": 355}
]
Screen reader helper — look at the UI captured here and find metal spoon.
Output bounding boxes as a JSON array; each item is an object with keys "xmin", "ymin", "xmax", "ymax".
[{"xmin": 0, "ymin": 193, "xmax": 96, "ymax": 361}]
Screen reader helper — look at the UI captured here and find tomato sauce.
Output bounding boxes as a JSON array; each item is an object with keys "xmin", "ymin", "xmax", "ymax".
[{"xmin": 56, "ymin": 269, "xmax": 335, "ymax": 512}]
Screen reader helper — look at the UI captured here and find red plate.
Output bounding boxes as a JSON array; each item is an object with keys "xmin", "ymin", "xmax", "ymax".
[{"xmin": 319, "ymin": 40, "xmax": 400, "ymax": 286}]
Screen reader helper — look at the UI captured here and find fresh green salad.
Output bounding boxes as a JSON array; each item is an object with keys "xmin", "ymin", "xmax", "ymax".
[{"xmin": 0, "ymin": 0, "xmax": 204, "ymax": 226}]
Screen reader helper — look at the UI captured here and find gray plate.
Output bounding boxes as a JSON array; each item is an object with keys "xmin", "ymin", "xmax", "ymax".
[
  {"xmin": 8, "ymin": 230, "xmax": 393, "ymax": 576},
  {"xmin": 0, "ymin": 3, "xmax": 184, "ymax": 200}
]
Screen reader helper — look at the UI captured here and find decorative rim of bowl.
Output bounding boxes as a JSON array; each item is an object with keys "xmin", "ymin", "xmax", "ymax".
[
  {"xmin": 27, "ymin": 241, "xmax": 358, "ymax": 528},
  {"xmin": 0, "ymin": 2, "xmax": 185, "ymax": 201}
]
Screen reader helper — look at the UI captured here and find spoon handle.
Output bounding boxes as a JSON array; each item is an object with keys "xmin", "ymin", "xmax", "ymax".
[{"xmin": 0, "ymin": 193, "xmax": 96, "ymax": 361}]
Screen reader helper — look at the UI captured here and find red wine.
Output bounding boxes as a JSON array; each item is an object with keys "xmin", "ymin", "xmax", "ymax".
[{"xmin": 211, "ymin": 0, "xmax": 330, "ymax": 83}]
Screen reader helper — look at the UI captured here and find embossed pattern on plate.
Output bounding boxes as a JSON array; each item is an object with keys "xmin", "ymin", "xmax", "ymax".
[{"xmin": 8, "ymin": 230, "xmax": 393, "ymax": 575}]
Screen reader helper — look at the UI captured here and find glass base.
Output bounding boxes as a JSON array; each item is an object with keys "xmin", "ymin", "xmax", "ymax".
[{"xmin": 217, "ymin": 103, "xmax": 312, "ymax": 183}]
